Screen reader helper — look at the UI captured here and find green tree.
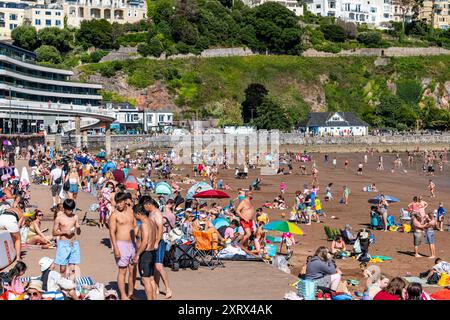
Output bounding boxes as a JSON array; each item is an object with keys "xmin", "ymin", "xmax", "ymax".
[
  {"xmin": 38, "ymin": 28, "xmax": 73, "ymax": 53},
  {"xmin": 11, "ymin": 26, "xmax": 39, "ymax": 51},
  {"xmin": 375, "ymin": 93, "xmax": 404, "ymax": 128},
  {"xmin": 206, "ymin": 99, "xmax": 243, "ymax": 126},
  {"xmin": 35, "ymin": 45, "xmax": 61, "ymax": 64},
  {"xmin": 252, "ymin": 97, "xmax": 291, "ymax": 131},
  {"xmin": 241, "ymin": 83, "xmax": 268, "ymax": 123},
  {"xmin": 147, "ymin": 38, "xmax": 164, "ymax": 57},
  {"xmin": 77, "ymin": 19, "xmax": 114, "ymax": 49}
]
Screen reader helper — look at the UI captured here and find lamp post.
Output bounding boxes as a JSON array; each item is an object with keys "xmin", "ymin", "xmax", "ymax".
[{"xmin": 9, "ymin": 88, "xmax": 12, "ymax": 134}]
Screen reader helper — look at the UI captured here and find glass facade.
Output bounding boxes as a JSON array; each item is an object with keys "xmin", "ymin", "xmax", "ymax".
[{"xmin": 0, "ymin": 41, "xmax": 101, "ymax": 106}]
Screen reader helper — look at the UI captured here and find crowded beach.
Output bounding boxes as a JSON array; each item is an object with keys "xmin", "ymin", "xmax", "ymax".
[{"xmin": 0, "ymin": 141, "xmax": 449, "ymax": 300}]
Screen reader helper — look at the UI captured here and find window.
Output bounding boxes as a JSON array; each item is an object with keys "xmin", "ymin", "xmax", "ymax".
[
  {"xmin": 316, "ymin": 4, "xmax": 321, "ymax": 9},
  {"xmin": 384, "ymin": 13, "xmax": 390, "ymax": 18},
  {"xmin": 9, "ymin": 23, "xmax": 17, "ymax": 30},
  {"xmin": 147, "ymin": 114, "xmax": 153, "ymax": 122},
  {"xmin": 132, "ymin": 114, "xmax": 139, "ymax": 121},
  {"xmin": 159, "ymin": 115, "xmax": 164, "ymax": 122},
  {"xmin": 56, "ymin": 12, "xmax": 61, "ymax": 16},
  {"xmin": 55, "ymin": 20, "xmax": 61, "ymax": 26},
  {"xmin": 35, "ymin": 19, "xmax": 41, "ymax": 25},
  {"xmin": 329, "ymin": 2, "xmax": 336, "ymax": 9},
  {"xmin": 356, "ymin": 4, "xmax": 361, "ymax": 12},
  {"xmin": 45, "ymin": 11, "xmax": 51, "ymax": 15},
  {"xmin": 35, "ymin": 10, "xmax": 40, "ymax": 14},
  {"xmin": 370, "ymin": 7, "xmax": 376, "ymax": 13},
  {"xmin": 9, "ymin": 14, "xmax": 17, "ymax": 20},
  {"xmin": 46, "ymin": 19, "xmax": 51, "ymax": 26},
  {"xmin": 167, "ymin": 115, "xmax": 172, "ymax": 121},
  {"xmin": 345, "ymin": 3, "xmax": 350, "ymax": 11}
]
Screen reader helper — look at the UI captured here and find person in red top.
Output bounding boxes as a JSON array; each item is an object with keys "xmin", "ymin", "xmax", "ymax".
[
  {"xmin": 373, "ymin": 277, "xmax": 408, "ymax": 300},
  {"xmin": 113, "ymin": 166, "xmax": 125, "ymax": 184}
]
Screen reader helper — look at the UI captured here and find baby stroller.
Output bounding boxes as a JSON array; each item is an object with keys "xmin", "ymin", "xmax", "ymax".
[
  {"xmin": 353, "ymin": 229, "xmax": 373, "ymax": 268},
  {"xmin": 249, "ymin": 178, "xmax": 261, "ymax": 191},
  {"xmin": 165, "ymin": 242, "xmax": 199, "ymax": 271}
]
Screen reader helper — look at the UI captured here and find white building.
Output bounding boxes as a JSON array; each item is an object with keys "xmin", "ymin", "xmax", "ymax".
[
  {"xmin": 305, "ymin": 0, "xmax": 394, "ymax": 27},
  {"xmin": 298, "ymin": 112, "xmax": 369, "ymax": 136},
  {"xmin": 24, "ymin": 3, "xmax": 64, "ymax": 31},
  {"xmin": 106, "ymin": 102, "xmax": 173, "ymax": 133},
  {"xmin": 243, "ymin": 0, "xmax": 304, "ymax": 16}
]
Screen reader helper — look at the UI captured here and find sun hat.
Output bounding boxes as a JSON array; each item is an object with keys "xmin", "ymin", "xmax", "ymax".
[
  {"xmin": 27, "ymin": 280, "xmax": 45, "ymax": 292},
  {"xmin": 104, "ymin": 290, "xmax": 119, "ymax": 300},
  {"xmin": 39, "ymin": 257, "xmax": 54, "ymax": 272},
  {"xmin": 345, "ymin": 224, "xmax": 352, "ymax": 230}
]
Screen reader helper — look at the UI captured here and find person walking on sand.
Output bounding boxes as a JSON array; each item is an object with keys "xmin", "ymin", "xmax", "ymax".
[
  {"xmin": 236, "ymin": 191, "xmax": 256, "ymax": 251},
  {"xmin": 428, "ymin": 180, "xmax": 436, "ymax": 198},
  {"xmin": 342, "ymin": 186, "xmax": 350, "ymax": 205},
  {"xmin": 332, "ymin": 157, "xmax": 337, "ymax": 169},
  {"xmin": 437, "ymin": 202, "xmax": 446, "ymax": 232},
  {"xmin": 133, "ymin": 204, "xmax": 159, "ymax": 300},
  {"xmin": 109, "ymin": 192, "xmax": 137, "ymax": 300},
  {"xmin": 364, "ymin": 154, "xmax": 368, "ymax": 164},
  {"xmin": 141, "ymin": 196, "xmax": 172, "ymax": 299},
  {"xmin": 344, "ymin": 159, "xmax": 349, "ymax": 170},
  {"xmin": 412, "ymin": 211, "xmax": 427, "ymax": 258},
  {"xmin": 357, "ymin": 162, "xmax": 363, "ymax": 175},
  {"xmin": 52, "ymin": 199, "xmax": 81, "ymax": 276}
]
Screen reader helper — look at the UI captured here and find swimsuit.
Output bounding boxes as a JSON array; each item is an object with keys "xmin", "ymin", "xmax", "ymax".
[
  {"xmin": 115, "ymin": 241, "xmax": 136, "ymax": 267},
  {"xmin": 139, "ymin": 250, "xmax": 157, "ymax": 278},
  {"xmin": 55, "ymin": 240, "xmax": 81, "ymax": 266}
]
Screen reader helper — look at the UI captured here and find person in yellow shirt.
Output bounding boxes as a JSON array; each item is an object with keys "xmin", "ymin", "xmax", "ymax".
[
  {"xmin": 256, "ymin": 208, "xmax": 269, "ymax": 224},
  {"xmin": 313, "ymin": 198, "xmax": 324, "ymax": 223}
]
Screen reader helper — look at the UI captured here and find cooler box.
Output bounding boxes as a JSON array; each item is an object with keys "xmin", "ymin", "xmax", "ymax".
[{"xmin": 0, "ymin": 230, "xmax": 16, "ymax": 270}]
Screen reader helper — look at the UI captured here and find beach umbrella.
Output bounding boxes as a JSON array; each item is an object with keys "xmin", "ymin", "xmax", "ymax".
[
  {"xmin": 155, "ymin": 182, "xmax": 173, "ymax": 195},
  {"xmin": 263, "ymin": 221, "xmax": 304, "ymax": 235},
  {"xmin": 193, "ymin": 190, "xmax": 230, "ymax": 199},
  {"xmin": 368, "ymin": 195, "xmax": 400, "ymax": 204},
  {"xmin": 102, "ymin": 161, "xmax": 116, "ymax": 174},
  {"xmin": 212, "ymin": 217, "xmax": 230, "ymax": 229},
  {"xmin": 186, "ymin": 182, "xmax": 213, "ymax": 200},
  {"xmin": 124, "ymin": 175, "xmax": 139, "ymax": 191}
]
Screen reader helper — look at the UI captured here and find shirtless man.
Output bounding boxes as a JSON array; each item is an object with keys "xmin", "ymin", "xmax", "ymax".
[
  {"xmin": 109, "ymin": 192, "xmax": 137, "ymax": 300},
  {"xmin": 52, "ymin": 199, "xmax": 81, "ymax": 276},
  {"xmin": 236, "ymin": 191, "xmax": 256, "ymax": 251},
  {"xmin": 428, "ymin": 180, "xmax": 436, "ymax": 198},
  {"xmin": 133, "ymin": 204, "xmax": 159, "ymax": 300},
  {"xmin": 140, "ymin": 196, "xmax": 172, "ymax": 299}
]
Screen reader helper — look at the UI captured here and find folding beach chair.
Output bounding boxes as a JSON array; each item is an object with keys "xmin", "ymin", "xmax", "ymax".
[
  {"xmin": 399, "ymin": 208, "xmax": 412, "ymax": 223},
  {"xmin": 193, "ymin": 231, "xmax": 225, "ymax": 270},
  {"xmin": 324, "ymin": 226, "xmax": 340, "ymax": 241}
]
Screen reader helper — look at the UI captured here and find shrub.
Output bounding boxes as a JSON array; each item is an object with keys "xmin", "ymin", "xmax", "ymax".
[
  {"xmin": 35, "ymin": 45, "xmax": 61, "ymax": 64},
  {"xmin": 90, "ymin": 50, "xmax": 108, "ymax": 63},
  {"xmin": 357, "ymin": 32, "xmax": 382, "ymax": 46},
  {"xmin": 320, "ymin": 24, "xmax": 346, "ymax": 42}
]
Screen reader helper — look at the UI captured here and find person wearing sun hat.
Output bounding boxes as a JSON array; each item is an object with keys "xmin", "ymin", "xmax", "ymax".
[
  {"xmin": 25, "ymin": 280, "xmax": 45, "ymax": 300},
  {"xmin": 39, "ymin": 257, "xmax": 79, "ymax": 300}
]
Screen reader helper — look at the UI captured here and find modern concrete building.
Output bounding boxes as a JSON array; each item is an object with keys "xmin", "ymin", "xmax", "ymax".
[
  {"xmin": 243, "ymin": 0, "xmax": 304, "ymax": 16},
  {"xmin": 63, "ymin": 0, "xmax": 147, "ymax": 28},
  {"xmin": 0, "ymin": 40, "xmax": 112, "ymax": 134}
]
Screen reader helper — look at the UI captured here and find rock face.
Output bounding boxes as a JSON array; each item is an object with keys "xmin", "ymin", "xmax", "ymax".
[{"xmin": 136, "ymin": 80, "xmax": 178, "ymax": 112}]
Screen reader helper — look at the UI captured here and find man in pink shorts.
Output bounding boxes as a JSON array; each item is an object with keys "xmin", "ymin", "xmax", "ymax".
[{"xmin": 109, "ymin": 192, "xmax": 137, "ymax": 300}]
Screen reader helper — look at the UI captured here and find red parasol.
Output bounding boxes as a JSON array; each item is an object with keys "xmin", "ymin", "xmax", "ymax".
[{"xmin": 193, "ymin": 190, "xmax": 230, "ymax": 199}]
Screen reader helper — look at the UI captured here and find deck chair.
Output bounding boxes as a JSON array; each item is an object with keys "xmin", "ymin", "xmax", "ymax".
[
  {"xmin": 324, "ymin": 226, "xmax": 340, "ymax": 241},
  {"xmin": 193, "ymin": 230, "xmax": 225, "ymax": 270},
  {"xmin": 340, "ymin": 229, "xmax": 355, "ymax": 245},
  {"xmin": 399, "ymin": 208, "xmax": 412, "ymax": 223}
]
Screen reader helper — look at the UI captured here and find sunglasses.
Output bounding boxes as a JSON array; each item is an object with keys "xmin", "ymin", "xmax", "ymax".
[
  {"xmin": 105, "ymin": 295, "xmax": 118, "ymax": 300},
  {"xmin": 37, "ymin": 214, "xmax": 43, "ymax": 217},
  {"xmin": 28, "ymin": 291, "xmax": 40, "ymax": 297}
]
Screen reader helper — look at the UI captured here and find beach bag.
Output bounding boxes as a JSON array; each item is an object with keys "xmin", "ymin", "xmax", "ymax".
[
  {"xmin": 402, "ymin": 224, "xmax": 411, "ymax": 233},
  {"xmin": 63, "ymin": 181, "xmax": 70, "ymax": 192},
  {"xmin": 298, "ymin": 279, "xmax": 317, "ymax": 300},
  {"xmin": 353, "ymin": 238, "xmax": 362, "ymax": 254},
  {"xmin": 266, "ymin": 244, "xmax": 277, "ymax": 257},
  {"xmin": 438, "ymin": 273, "xmax": 450, "ymax": 287},
  {"xmin": 427, "ymin": 272, "xmax": 440, "ymax": 285},
  {"xmin": 20, "ymin": 227, "xmax": 29, "ymax": 244},
  {"xmin": 168, "ymin": 228, "xmax": 183, "ymax": 244},
  {"xmin": 387, "ymin": 215, "xmax": 395, "ymax": 227},
  {"xmin": 370, "ymin": 215, "xmax": 380, "ymax": 228}
]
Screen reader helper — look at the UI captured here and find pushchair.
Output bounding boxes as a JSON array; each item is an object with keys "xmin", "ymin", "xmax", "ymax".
[
  {"xmin": 249, "ymin": 178, "xmax": 261, "ymax": 191},
  {"xmin": 352, "ymin": 229, "xmax": 373, "ymax": 268},
  {"xmin": 164, "ymin": 242, "xmax": 199, "ymax": 271}
]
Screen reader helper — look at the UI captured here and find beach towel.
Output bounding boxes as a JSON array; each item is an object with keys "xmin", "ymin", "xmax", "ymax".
[
  {"xmin": 20, "ymin": 276, "xmax": 94, "ymax": 286},
  {"xmin": 403, "ymin": 276, "xmax": 440, "ymax": 288},
  {"xmin": 430, "ymin": 288, "xmax": 450, "ymax": 300},
  {"xmin": 370, "ymin": 255, "xmax": 392, "ymax": 263}
]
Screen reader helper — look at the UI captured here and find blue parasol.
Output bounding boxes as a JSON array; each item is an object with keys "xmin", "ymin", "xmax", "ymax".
[{"xmin": 368, "ymin": 195, "xmax": 400, "ymax": 204}]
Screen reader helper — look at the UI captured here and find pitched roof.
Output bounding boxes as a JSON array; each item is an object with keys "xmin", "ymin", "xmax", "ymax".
[{"xmin": 298, "ymin": 112, "xmax": 368, "ymax": 127}]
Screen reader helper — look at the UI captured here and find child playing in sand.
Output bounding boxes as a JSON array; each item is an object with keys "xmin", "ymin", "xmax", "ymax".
[
  {"xmin": 325, "ymin": 183, "xmax": 333, "ymax": 201},
  {"xmin": 279, "ymin": 182, "xmax": 286, "ymax": 194}
]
